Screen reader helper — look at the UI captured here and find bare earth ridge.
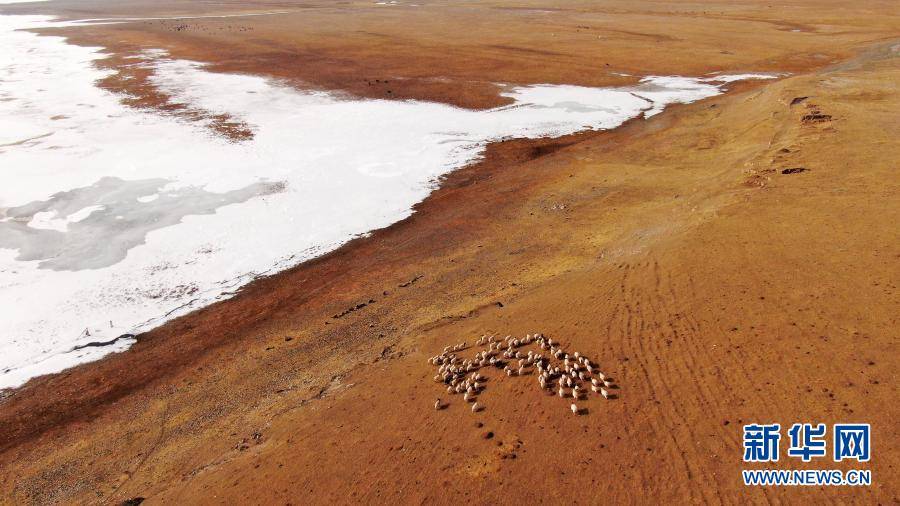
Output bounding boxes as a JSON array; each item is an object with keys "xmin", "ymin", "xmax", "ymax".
[{"xmin": 0, "ymin": 0, "xmax": 897, "ymax": 504}]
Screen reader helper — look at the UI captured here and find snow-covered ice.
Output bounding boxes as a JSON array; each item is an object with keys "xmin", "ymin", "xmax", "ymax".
[{"xmin": 0, "ymin": 14, "xmax": 778, "ymax": 388}]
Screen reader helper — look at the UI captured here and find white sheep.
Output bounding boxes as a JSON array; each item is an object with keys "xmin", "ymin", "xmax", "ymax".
[
  {"xmin": 472, "ymin": 402, "xmax": 481, "ymax": 412},
  {"xmin": 570, "ymin": 404, "xmax": 579, "ymax": 415},
  {"xmin": 434, "ymin": 398, "xmax": 442, "ymax": 410}
]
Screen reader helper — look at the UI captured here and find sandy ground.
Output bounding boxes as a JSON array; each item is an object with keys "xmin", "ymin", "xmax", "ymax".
[{"xmin": 0, "ymin": 0, "xmax": 898, "ymax": 504}]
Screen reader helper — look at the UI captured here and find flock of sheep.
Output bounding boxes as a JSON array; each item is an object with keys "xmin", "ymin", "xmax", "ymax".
[{"xmin": 429, "ymin": 333, "xmax": 617, "ymax": 415}]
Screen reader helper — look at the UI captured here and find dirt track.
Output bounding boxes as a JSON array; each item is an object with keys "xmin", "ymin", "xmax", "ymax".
[{"xmin": 0, "ymin": 1, "xmax": 897, "ymax": 504}]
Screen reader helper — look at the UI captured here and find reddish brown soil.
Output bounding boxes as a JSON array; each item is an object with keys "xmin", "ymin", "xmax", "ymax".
[{"xmin": 0, "ymin": 1, "xmax": 897, "ymax": 504}]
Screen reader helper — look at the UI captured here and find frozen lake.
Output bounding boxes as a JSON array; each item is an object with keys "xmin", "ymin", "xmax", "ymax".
[{"xmin": 0, "ymin": 13, "xmax": 775, "ymax": 389}]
